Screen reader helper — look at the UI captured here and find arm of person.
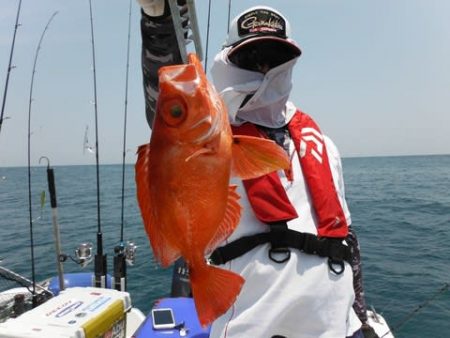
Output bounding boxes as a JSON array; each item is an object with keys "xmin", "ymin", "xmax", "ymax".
[{"xmin": 138, "ymin": 0, "xmax": 185, "ymax": 127}]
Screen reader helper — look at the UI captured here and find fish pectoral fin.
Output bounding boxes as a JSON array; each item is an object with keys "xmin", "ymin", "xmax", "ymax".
[
  {"xmin": 231, "ymin": 135, "xmax": 290, "ymax": 180},
  {"xmin": 135, "ymin": 142, "xmax": 181, "ymax": 267},
  {"xmin": 205, "ymin": 185, "xmax": 241, "ymax": 255},
  {"xmin": 185, "ymin": 147, "xmax": 214, "ymax": 162}
]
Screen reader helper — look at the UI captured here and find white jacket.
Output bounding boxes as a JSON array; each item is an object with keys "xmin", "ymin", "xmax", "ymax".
[{"xmin": 210, "ymin": 136, "xmax": 362, "ymax": 338}]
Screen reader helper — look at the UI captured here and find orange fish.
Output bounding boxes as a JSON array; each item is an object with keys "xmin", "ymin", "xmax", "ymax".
[{"xmin": 135, "ymin": 53, "xmax": 290, "ymax": 326}]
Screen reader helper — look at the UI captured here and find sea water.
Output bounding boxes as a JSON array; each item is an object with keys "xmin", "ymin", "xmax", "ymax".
[{"xmin": 0, "ymin": 155, "xmax": 449, "ymax": 338}]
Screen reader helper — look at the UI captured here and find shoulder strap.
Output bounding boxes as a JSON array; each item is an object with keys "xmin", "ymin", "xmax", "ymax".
[
  {"xmin": 232, "ymin": 124, "xmax": 298, "ymax": 223},
  {"xmin": 288, "ymin": 112, "xmax": 348, "ymax": 237}
]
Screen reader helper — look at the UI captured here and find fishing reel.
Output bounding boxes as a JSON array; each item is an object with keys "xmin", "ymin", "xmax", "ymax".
[
  {"xmin": 114, "ymin": 241, "xmax": 138, "ymax": 266},
  {"xmin": 59, "ymin": 242, "xmax": 94, "ymax": 268},
  {"xmin": 112, "ymin": 241, "xmax": 138, "ymax": 292},
  {"xmin": 75, "ymin": 242, "xmax": 94, "ymax": 267}
]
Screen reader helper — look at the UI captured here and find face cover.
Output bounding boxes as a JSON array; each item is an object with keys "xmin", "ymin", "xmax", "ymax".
[{"xmin": 211, "ymin": 47, "xmax": 299, "ymax": 128}]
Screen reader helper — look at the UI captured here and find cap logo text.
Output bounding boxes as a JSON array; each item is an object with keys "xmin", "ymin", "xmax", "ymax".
[
  {"xmin": 241, "ymin": 16, "xmax": 283, "ymax": 33},
  {"xmin": 237, "ymin": 9, "xmax": 286, "ymax": 39}
]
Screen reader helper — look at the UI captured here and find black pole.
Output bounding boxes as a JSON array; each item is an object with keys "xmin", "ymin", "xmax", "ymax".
[{"xmin": 113, "ymin": 246, "xmax": 127, "ymax": 291}]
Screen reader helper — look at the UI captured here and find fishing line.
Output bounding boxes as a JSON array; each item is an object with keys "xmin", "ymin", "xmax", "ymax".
[
  {"xmin": 0, "ymin": 0, "xmax": 22, "ymax": 137},
  {"xmin": 380, "ymin": 282, "xmax": 449, "ymax": 337},
  {"xmin": 26, "ymin": 10, "xmax": 58, "ymax": 308},
  {"xmin": 87, "ymin": 0, "xmax": 107, "ymax": 288},
  {"xmin": 203, "ymin": 0, "xmax": 212, "ymax": 72}
]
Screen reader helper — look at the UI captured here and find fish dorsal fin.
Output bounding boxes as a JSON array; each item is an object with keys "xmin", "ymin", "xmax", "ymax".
[
  {"xmin": 135, "ymin": 143, "xmax": 181, "ymax": 267},
  {"xmin": 231, "ymin": 135, "xmax": 290, "ymax": 180},
  {"xmin": 204, "ymin": 185, "xmax": 241, "ymax": 255}
]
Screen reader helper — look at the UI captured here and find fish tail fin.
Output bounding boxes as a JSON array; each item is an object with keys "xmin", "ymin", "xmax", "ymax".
[
  {"xmin": 231, "ymin": 135, "xmax": 290, "ymax": 179},
  {"xmin": 190, "ymin": 262, "xmax": 244, "ymax": 327}
]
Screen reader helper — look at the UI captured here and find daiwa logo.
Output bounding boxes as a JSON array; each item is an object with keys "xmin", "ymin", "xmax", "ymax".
[{"xmin": 299, "ymin": 127, "xmax": 324, "ymax": 163}]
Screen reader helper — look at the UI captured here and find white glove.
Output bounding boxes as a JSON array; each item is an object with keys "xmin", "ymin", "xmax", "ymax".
[{"xmin": 137, "ymin": 0, "xmax": 165, "ymax": 17}]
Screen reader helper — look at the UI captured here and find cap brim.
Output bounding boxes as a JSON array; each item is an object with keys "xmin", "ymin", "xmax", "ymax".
[{"xmin": 228, "ymin": 36, "xmax": 301, "ymax": 59}]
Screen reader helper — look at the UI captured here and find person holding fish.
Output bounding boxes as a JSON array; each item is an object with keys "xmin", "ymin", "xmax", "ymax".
[{"xmin": 135, "ymin": 1, "xmax": 378, "ymax": 338}]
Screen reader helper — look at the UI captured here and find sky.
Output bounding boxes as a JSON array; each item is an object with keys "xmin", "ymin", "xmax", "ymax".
[{"xmin": 0, "ymin": 0, "xmax": 449, "ymax": 167}]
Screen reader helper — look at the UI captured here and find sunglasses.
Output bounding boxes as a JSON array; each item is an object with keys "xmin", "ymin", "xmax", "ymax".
[{"xmin": 228, "ymin": 40, "xmax": 298, "ymax": 72}]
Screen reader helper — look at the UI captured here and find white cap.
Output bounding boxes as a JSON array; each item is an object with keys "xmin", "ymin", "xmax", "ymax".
[{"xmin": 224, "ymin": 6, "xmax": 301, "ymax": 58}]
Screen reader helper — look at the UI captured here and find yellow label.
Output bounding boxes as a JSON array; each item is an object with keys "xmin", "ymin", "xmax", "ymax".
[{"xmin": 82, "ymin": 300, "xmax": 125, "ymax": 338}]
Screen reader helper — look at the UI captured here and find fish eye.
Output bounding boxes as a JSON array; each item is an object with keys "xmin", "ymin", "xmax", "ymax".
[
  {"xmin": 170, "ymin": 105, "xmax": 183, "ymax": 118},
  {"xmin": 160, "ymin": 99, "xmax": 187, "ymax": 127}
]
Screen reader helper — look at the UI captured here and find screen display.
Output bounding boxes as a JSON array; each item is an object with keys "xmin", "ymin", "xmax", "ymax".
[{"xmin": 153, "ymin": 309, "xmax": 174, "ymax": 325}]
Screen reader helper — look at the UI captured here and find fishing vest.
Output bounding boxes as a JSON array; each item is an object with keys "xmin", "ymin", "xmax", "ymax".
[
  {"xmin": 209, "ymin": 110, "xmax": 351, "ymax": 272},
  {"xmin": 235, "ymin": 110, "xmax": 348, "ymax": 237}
]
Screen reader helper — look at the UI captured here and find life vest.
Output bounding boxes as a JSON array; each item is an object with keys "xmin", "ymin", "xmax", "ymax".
[
  {"xmin": 209, "ymin": 110, "xmax": 351, "ymax": 273},
  {"xmin": 234, "ymin": 110, "xmax": 348, "ymax": 238}
]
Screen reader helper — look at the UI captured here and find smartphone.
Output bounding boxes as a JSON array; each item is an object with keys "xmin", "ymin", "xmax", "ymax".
[{"xmin": 151, "ymin": 308, "xmax": 176, "ymax": 330}]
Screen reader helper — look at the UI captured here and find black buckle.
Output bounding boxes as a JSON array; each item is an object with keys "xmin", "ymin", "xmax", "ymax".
[
  {"xmin": 269, "ymin": 247, "xmax": 291, "ymax": 263},
  {"xmin": 328, "ymin": 257, "xmax": 345, "ymax": 275},
  {"xmin": 268, "ymin": 222, "xmax": 291, "ymax": 264}
]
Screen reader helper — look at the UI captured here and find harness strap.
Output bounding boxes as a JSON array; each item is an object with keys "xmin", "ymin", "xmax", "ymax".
[{"xmin": 208, "ymin": 224, "xmax": 352, "ymax": 273}]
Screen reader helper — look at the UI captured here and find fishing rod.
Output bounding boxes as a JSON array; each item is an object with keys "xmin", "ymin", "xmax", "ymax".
[
  {"xmin": 26, "ymin": 10, "xmax": 58, "ymax": 308},
  {"xmin": 203, "ymin": 0, "xmax": 212, "ymax": 71},
  {"xmin": 87, "ymin": 0, "xmax": 107, "ymax": 289},
  {"xmin": 227, "ymin": 0, "xmax": 232, "ymax": 33},
  {"xmin": 113, "ymin": 0, "xmax": 133, "ymax": 292},
  {"xmin": 0, "ymin": 0, "xmax": 23, "ymax": 137},
  {"xmin": 380, "ymin": 282, "xmax": 449, "ymax": 337},
  {"xmin": 167, "ymin": 0, "xmax": 203, "ymax": 63}
]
